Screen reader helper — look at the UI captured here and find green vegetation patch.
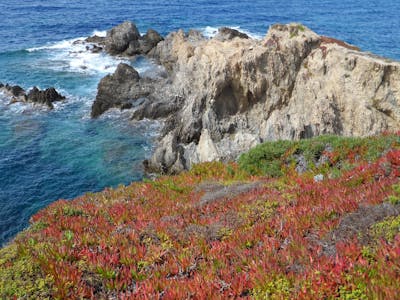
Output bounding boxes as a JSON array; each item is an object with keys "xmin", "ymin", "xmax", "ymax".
[
  {"xmin": 238, "ymin": 134, "xmax": 400, "ymax": 177},
  {"xmin": 372, "ymin": 215, "xmax": 400, "ymax": 242},
  {"xmin": 0, "ymin": 243, "xmax": 54, "ymax": 299}
]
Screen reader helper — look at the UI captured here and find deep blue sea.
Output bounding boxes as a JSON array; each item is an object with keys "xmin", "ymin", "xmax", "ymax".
[{"xmin": 1, "ymin": 0, "xmax": 399, "ymax": 246}]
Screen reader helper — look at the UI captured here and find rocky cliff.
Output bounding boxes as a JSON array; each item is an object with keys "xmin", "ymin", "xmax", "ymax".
[{"xmin": 93, "ymin": 23, "xmax": 400, "ymax": 174}]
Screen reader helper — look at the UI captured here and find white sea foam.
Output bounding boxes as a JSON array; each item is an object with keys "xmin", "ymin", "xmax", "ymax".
[
  {"xmin": 26, "ymin": 34, "xmax": 129, "ymax": 76},
  {"xmin": 25, "ymin": 30, "xmax": 162, "ymax": 77},
  {"xmin": 27, "ymin": 38, "xmax": 84, "ymax": 52},
  {"xmin": 200, "ymin": 25, "xmax": 263, "ymax": 40},
  {"xmin": 91, "ymin": 30, "xmax": 107, "ymax": 37},
  {"xmin": 201, "ymin": 26, "xmax": 219, "ymax": 38}
]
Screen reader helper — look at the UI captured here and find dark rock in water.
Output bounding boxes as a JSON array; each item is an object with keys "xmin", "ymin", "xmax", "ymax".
[
  {"xmin": 85, "ymin": 35, "xmax": 106, "ymax": 44},
  {"xmin": 214, "ymin": 27, "xmax": 249, "ymax": 41},
  {"xmin": 90, "ymin": 45, "xmax": 103, "ymax": 53},
  {"xmin": 6, "ymin": 84, "xmax": 25, "ymax": 97},
  {"xmin": 91, "ymin": 63, "xmax": 152, "ymax": 117},
  {"xmin": 92, "ymin": 62, "xmax": 179, "ymax": 118},
  {"xmin": 97, "ymin": 21, "xmax": 164, "ymax": 56},
  {"xmin": 27, "ymin": 87, "xmax": 66, "ymax": 109},
  {"xmin": 1, "ymin": 83, "xmax": 65, "ymax": 109},
  {"xmin": 105, "ymin": 21, "xmax": 140, "ymax": 55},
  {"xmin": 81, "ymin": 22, "xmax": 163, "ymax": 57},
  {"xmin": 124, "ymin": 30, "xmax": 164, "ymax": 56},
  {"xmin": 1, "ymin": 84, "xmax": 27, "ymax": 104}
]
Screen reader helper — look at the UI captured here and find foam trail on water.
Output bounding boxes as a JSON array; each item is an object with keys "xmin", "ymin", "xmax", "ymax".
[
  {"xmin": 91, "ymin": 30, "xmax": 107, "ymax": 37},
  {"xmin": 26, "ymin": 35, "xmax": 128, "ymax": 76}
]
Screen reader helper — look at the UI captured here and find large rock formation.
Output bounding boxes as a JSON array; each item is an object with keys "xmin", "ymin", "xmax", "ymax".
[
  {"xmin": 95, "ymin": 23, "xmax": 400, "ymax": 174},
  {"xmin": 0, "ymin": 83, "xmax": 65, "ymax": 109},
  {"xmin": 91, "ymin": 63, "xmax": 179, "ymax": 118}
]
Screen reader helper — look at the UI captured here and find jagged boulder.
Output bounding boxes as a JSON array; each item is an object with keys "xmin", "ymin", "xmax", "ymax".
[
  {"xmin": 27, "ymin": 87, "xmax": 65, "ymax": 109},
  {"xmin": 83, "ymin": 21, "xmax": 163, "ymax": 57},
  {"xmin": 0, "ymin": 83, "xmax": 65, "ymax": 109},
  {"xmin": 104, "ymin": 21, "xmax": 140, "ymax": 55},
  {"xmin": 125, "ymin": 29, "xmax": 164, "ymax": 56},
  {"xmin": 91, "ymin": 63, "xmax": 174, "ymax": 117},
  {"xmin": 91, "ymin": 62, "xmax": 180, "ymax": 118},
  {"xmin": 92, "ymin": 63, "xmax": 141, "ymax": 117}
]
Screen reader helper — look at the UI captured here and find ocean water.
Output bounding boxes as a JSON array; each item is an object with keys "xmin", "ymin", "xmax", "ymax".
[{"xmin": 0, "ymin": 0, "xmax": 399, "ymax": 246}]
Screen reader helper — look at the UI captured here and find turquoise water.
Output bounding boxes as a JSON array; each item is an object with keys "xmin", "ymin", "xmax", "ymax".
[{"xmin": 1, "ymin": 0, "xmax": 399, "ymax": 246}]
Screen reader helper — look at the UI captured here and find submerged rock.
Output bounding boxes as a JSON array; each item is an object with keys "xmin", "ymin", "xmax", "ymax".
[
  {"xmin": 94, "ymin": 23, "xmax": 400, "ymax": 174},
  {"xmin": 0, "ymin": 83, "xmax": 65, "ymax": 109}
]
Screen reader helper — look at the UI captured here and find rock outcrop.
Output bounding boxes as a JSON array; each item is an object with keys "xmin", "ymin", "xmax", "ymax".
[
  {"xmin": 84, "ymin": 21, "xmax": 163, "ymax": 57},
  {"xmin": 0, "ymin": 83, "xmax": 65, "ymax": 109},
  {"xmin": 95, "ymin": 23, "xmax": 400, "ymax": 174},
  {"xmin": 91, "ymin": 63, "xmax": 178, "ymax": 118}
]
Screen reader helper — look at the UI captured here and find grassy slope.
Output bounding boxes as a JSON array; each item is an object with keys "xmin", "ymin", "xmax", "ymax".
[{"xmin": 1, "ymin": 133, "xmax": 400, "ymax": 299}]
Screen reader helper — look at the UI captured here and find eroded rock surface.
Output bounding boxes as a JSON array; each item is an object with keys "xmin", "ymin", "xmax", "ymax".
[{"xmin": 94, "ymin": 23, "xmax": 400, "ymax": 174}]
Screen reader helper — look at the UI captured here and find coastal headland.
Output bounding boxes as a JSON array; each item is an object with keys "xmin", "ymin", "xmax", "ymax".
[
  {"xmin": 88, "ymin": 22, "xmax": 400, "ymax": 174},
  {"xmin": 0, "ymin": 22, "xmax": 399, "ymax": 299}
]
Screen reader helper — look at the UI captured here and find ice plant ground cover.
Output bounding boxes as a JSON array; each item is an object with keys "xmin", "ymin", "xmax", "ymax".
[{"xmin": 0, "ymin": 133, "xmax": 399, "ymax": 299}]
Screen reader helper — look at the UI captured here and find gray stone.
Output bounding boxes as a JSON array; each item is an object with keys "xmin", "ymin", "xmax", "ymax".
[
  {"xmin": 105, "ymin": 21, "xmax": 140, "ymax": 55},
  {"xmin": 214, "ymin": 27, "xmax": 249, "ymax": 41}
]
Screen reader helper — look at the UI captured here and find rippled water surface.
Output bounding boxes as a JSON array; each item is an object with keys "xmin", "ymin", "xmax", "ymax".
[{"xmin": 0, "ymin": 0, "xmax": 399, "ymax": 245}]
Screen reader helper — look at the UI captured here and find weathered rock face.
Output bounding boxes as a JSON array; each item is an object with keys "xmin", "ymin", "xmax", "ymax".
[
  {"xmin": 94, "ymin": 23, "xmax": 400, "ymax": 174},
  {"xmin": 142, "ymin": 23, "xmax": 400, "ymax": 173},
  {"xmin": 0, "ymin": 83, "xmax": 65, "ymax": 109},
  {"xmin": 91, "ymin": 63, "xmax": 179, "ymax": 118}
]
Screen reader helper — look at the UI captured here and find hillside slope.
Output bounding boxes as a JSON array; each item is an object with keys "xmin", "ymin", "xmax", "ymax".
[{"xmin": 1, "ymin": 133, "xmax": 399, "ymax": 299}]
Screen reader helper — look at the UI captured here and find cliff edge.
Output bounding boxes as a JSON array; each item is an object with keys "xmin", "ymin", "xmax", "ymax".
[{"xmin": 94, "ymin": 23, "xmax": 400, "ymax": 174}]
